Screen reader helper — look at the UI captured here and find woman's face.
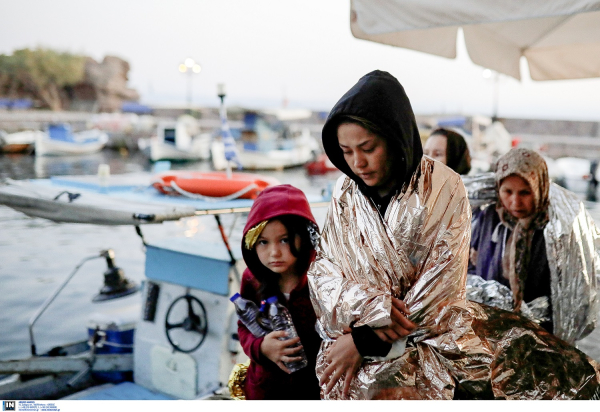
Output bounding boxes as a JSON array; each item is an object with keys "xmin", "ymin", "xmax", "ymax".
[
  {"xmin": 338, "ymin": 123, "xmax": 395, "ymax": 195},
  {"xmin": 255, "ymin": 220, "xmax": 300, "ymax": 276},
  {"xmin": 499, "ymin": 175, "xmax": 535, "ymax": 219},
  {"xmin": 423, "ymin": 134, "xmax": 447, "ymax": 165}
]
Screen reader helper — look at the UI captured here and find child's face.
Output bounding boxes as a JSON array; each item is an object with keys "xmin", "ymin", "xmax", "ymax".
[{"xmin": 255, "ymin": 220, "xmax": 300, "ymax": 276}]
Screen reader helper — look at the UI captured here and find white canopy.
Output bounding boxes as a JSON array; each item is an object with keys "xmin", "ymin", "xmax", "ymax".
[{"xmin": 350, "ymin": 0, "xmax": 600, "ymax": 80}]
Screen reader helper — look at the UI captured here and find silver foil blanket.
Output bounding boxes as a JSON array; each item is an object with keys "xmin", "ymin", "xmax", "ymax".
[
  {"xmin": 309, "ymin": 161, "xmax": 600, "ymax": 399},
  {"xmin": 545, "ymin": 184, "xmax": 600, "ymax": 343},
  {"xmin": 466, "ymin": 274, "xmax": 550, "ymax": 324},
  {"xmin": 469, "ymin": 303, "xmax": 600, "ymax": 400},
  {"xmin": 308, "ymin": 158, "xmax": 493, "ymax": 399},
  {"xmin": 462, "ymin": 172, "xmax": 497, "ymax": 208},
  {"xmin": 464, "ymin": 173, "xmax": 600, "ymax": 344}
]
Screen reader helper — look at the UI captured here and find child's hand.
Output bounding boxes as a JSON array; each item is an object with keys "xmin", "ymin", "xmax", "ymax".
[
  {"xmin": 374, "ymin": 297, "xmax": 416, "ymax": 343},
  {"xmin": 260, "ymin": 331, "xmax": 303, "ymax": 373}
]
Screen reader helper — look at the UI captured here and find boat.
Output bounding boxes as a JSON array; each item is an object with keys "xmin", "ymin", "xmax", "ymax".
[
  {"xmin": 0, "ymin": 130, "xmax": 44, "ymax": 154},
  {"xmin": 305, "ymin": 154, "xmax": 339, "ymax": 176},
  {"xmin": 35, "ymin": 124, "xmax": 109, "ymax": 156},
  {"xmin": 151, "ymin": 171, "xmax": 280, "ymax": 200},
  {"xmin": 211, "ymin": 113, "xmax": 319, "ymax": 171},
  {"xmin": 0, "ymin": 176, "xmax": 197, "ymax": 225},
  {"xmin": 138, "ymin": 119, "xmax": 212, "ymax": 162},
  {"xmin": 0, "ymin": 172, "xmax": 330, "ymax": 400}
]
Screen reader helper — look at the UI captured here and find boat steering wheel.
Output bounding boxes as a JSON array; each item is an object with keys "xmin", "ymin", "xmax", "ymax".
[{"xmin": 165, "ymin": 294, "xmax": 208, "ymax": 353}]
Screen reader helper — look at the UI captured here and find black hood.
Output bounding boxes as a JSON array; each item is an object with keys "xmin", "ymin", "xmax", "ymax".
[{"xmin": 322, "ymin": 70, "xmax": 423, "ymax": 192}]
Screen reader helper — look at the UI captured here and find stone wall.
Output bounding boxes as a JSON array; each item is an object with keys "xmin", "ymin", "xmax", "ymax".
[{"xmin": 72, "ymin": 56, "xmax": 140, "ymax": 112}]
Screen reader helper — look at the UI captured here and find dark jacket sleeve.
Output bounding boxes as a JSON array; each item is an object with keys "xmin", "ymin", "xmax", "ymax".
[
  {"xmin": 351, "ymin": 325, "xmax": 392, "ymax": 357},
  {"xmin": 237, "ymin": 269, "xmax": 271, "ymax": 366}
]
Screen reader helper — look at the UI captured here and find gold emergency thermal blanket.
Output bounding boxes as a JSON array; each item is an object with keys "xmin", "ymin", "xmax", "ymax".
[{"xmin": 308, "ymin": 158, "xmax": 600, "ymax": 399}]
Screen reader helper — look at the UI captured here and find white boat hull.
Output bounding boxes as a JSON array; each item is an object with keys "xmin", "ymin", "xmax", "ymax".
[
  {"xmin": 211, "ymin": 140, "xmax": 315, "ymax": 171},
  {"xmin": 35, "ymin": 130, "xmax": 109, "ymax": 156},
  {"xmin": 141, "ymin": 135, "xmax": 211, "ymax": 162},
  {"xmin": 0, "ymin": 178, "xmax": 196, "ymax": 225}
]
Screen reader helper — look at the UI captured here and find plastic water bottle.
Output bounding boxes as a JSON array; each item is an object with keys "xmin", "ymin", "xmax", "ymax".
[
  {"xmin": 230, "ymin": 293, "xmax": 268, "ymax": 337},
  {"xmin": 258, "ymin": 300, "xmax": 272, "ymax": 330},
  {"xmin": 266, "ymin": 296, "xmax": 307, "ymax": 372}
]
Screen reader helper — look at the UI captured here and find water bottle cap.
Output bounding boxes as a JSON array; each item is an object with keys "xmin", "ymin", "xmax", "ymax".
[
  {"xmin": 266, "ymin": 296, "xmax": 278, "ymax": 304},
  {"xmin": 229, "ymin": 293, "xmax": 241, "ymax": 302}
]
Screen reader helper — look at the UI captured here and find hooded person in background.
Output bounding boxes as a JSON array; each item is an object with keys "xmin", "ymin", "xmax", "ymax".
[
  {"xmin": 423, "ymin": 128, "xmax": 472, "ymax": 175},
  {"xmin": 308, "ymin": 70, "xmax": 600, "ymax": 400}
]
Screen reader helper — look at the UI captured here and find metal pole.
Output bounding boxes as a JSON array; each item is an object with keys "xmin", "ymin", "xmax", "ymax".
[
  {"xmin": 187, "ymin": 73, "xmax": 193, "ymax": 112},
  {"xmin": 28, "ymin": 254, "xmax": 101, "ymax": 356},
  {"xmin": 492, "ymin": 72, "xmax": 499, "ymax": 121},
  {"xmin": 219, "ymin": 94, "xmax": 233, "ymax": 179}
]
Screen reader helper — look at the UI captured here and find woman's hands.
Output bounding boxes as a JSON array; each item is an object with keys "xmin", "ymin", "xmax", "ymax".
[
  {"xmin": 320, "ymin": 333, "xmax": 362, "ymax": 399},
  {"xmin": 320, "ymin": 298, "xmax": 416, "ymax": 398},
  {"xmin": 373, "ymin": 297, "xmax": 417, "ymax": 343},
  {"xmin": 260, "ymin": 331, "xmax": 304, "ymax": 374}
]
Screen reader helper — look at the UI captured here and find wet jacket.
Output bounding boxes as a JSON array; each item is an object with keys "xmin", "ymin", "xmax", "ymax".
[{"xmin": 238, "ymin": 185, "xmax": 322, "ymax": 400}]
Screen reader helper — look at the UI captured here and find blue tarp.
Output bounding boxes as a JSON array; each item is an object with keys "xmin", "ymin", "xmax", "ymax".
[
  {"xmin": 437, "ymin": 116, "xmax": 467, "ymax": 128},
  {"xmin": 121, "ymin": 101, "xmax": 153, "ymax": 114},
  {"xmin": 0, "ymin": 98, "xmax": 33, "ymax": 109}
]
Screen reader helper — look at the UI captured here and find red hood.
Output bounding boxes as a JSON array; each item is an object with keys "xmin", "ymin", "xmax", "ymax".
[{"xmin": 242, "ymin": 184, "xmax": 317, "ymax": 238}]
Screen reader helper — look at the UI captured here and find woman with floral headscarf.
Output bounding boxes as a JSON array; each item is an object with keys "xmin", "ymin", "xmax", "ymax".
[{"xmin": 469, "ymin": 148, "xmax": 599, "ymax": 342}]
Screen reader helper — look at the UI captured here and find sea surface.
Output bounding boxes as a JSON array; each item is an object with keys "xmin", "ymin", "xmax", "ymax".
[{"xmin": 0, "ymin": 151, "xmax": 598, "ymax": 363}]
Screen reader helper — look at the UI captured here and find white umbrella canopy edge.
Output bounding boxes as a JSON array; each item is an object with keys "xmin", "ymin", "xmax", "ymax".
[{"xmin": 350, "ymin": 0, "xmax": 600, "ymax": 81}]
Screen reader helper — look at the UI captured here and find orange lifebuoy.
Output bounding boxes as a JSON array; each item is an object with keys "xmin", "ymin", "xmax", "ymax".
[{"xmin": 151, "ymin": 171, "xmax": 280, "ymax": 200}]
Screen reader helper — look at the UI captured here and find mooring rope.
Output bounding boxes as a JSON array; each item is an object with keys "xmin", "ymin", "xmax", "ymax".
[{"xmin": 169, "ymin": 180, "xmax": 258, "ymax": 202}]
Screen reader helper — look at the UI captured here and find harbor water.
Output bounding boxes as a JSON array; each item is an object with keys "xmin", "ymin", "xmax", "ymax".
[{"xmin": 0, "ymin": 151, "xmax": 598, "ymax": 363}]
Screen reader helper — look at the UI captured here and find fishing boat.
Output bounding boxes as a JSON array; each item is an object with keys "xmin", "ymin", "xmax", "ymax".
[
  {"xmin": 138, "ymin": 120, "xmax": 212, "ymax": 162},
  {"xmin": 211, "ymin": 113, "xmax": 319, "ymax": 171},
  {"xmin": 0, "ymin": 172, "xmax": 329, "ymax": 400},
  {"xmin": 35, "ymin": 124, "xmax": 109, "ymax": 156},
  {"xmin": 151, "ymin": 171, "xmax": 280, "ymax": 200},
  {"xmin": 0, "ymin": 177, "xmax": 197, "ymax": 225},
  {"xmin": 0, "ymin": 130, "xmax": 44, "ymax": 154}
]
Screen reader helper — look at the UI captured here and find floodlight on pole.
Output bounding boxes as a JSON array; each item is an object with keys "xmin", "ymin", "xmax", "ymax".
[{"xmin": 179, "ymin": 58, "xmax": 202, "ymax": 110}]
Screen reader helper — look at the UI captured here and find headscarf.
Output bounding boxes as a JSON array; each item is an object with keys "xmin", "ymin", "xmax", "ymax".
[
  {"xmin": 495, "ymin": 148, "xmax": 550, "ymax": 311},
  {"xmin": 430, "ymin": 128, "xmax": 471, "ymax": 175}
]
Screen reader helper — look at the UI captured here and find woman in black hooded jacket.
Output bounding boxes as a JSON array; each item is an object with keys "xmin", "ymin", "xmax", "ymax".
[
  {"xmin": 307, "ymin": 70, "xmax": 486, "ymax": 399},
  {"xmin": 307, "ymin": 70, "xmax": 600, "ymax": 400}
]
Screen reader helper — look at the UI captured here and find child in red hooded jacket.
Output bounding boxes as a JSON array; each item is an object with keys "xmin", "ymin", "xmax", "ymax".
[{"xmin": 237, "ymin": 184, "xmax": 322, "ymax": 400}]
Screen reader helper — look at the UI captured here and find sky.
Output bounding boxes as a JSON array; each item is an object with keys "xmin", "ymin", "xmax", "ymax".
[{"xmin": 1, "ymin": 0, "xmax": 600, "ymax": 121}]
